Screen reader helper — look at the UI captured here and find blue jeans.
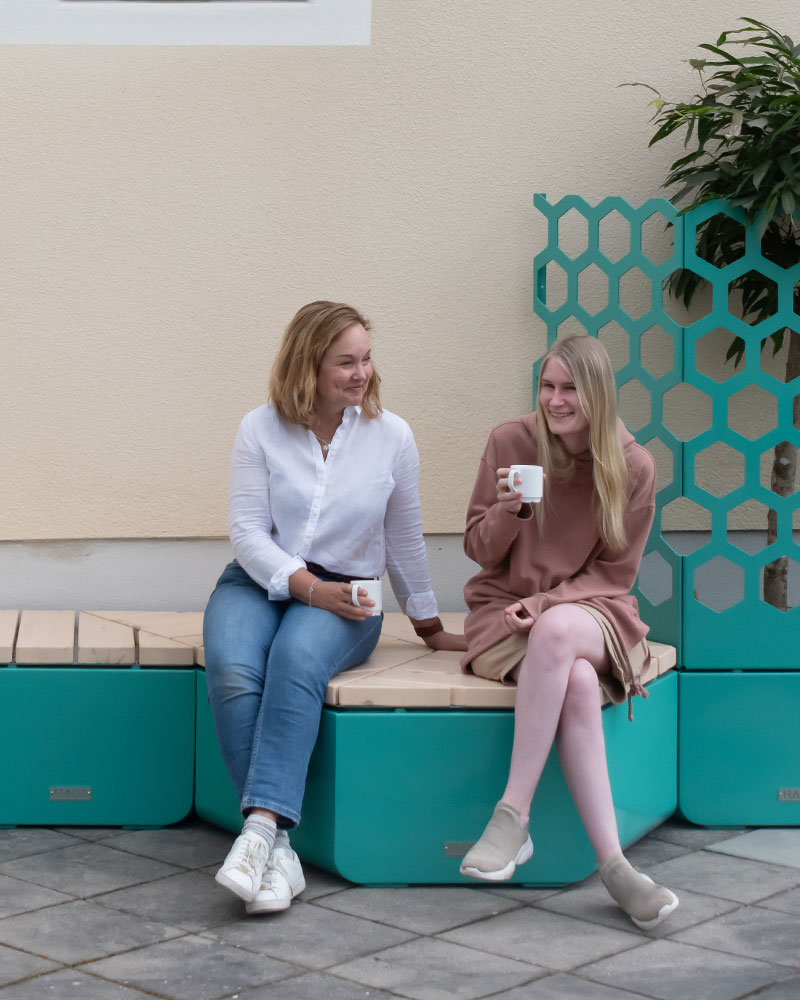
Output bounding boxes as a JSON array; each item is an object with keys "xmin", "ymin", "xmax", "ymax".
[{"xmin": 203, "ymin": 561, "xmax": 382, "ymax": 827}]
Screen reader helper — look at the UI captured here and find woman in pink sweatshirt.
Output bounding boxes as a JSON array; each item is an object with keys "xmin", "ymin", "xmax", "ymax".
[{"xmin": 459, "ymin": 335, "xmax": 679, "ymax": 930}]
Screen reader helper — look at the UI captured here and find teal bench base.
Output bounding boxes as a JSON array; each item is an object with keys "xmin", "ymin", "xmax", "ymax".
[
  {"xmin": 679, "ymin": 671, "xmax": 800, "ymax": 827},
  {"xmin": 195, "ymin": 671, "xmax": 677, "ymax": 885},
  {"xmin": 0, "ymin": 668, "xmax": 196, "ymax": 828}
]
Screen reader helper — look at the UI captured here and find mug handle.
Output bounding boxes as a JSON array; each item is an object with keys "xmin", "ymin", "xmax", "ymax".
[
  {"xmin": 508, "ymin": 468, "xmax": 521, "ymax": 494},
  {"xmin": 351, "ymin": 582, "xmax": 362, "ymax": 607}
]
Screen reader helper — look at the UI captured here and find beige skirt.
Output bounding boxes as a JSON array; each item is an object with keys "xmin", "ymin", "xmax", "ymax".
[{"xmin": 469, "ymin": 603, "xmax": 650, "ymax": 719}]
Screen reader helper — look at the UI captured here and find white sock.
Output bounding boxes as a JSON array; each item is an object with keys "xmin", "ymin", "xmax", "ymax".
[{"xmin": 242, "ymin": 814, "xmax": 277, "ymax": 853}]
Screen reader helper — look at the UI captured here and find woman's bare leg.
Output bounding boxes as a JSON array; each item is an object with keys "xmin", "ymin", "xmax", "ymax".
[
  {"xmin": 501, "ymin": 604, "xmax": 610, "ymax": 819},
  {"xmin": 555, "ymin": 656, "xmax": 620, "ymax": 864}
]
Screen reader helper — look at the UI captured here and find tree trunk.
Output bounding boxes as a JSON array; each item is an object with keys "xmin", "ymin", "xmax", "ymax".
[{"xmin": 763, "ymin": 327, "xmax": 800, "ymax": 611}]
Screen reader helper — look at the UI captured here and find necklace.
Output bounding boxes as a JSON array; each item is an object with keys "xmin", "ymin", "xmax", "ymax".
[{"xmin": 314, "ymin": 434, "xmax": 332, "ymax": 453}]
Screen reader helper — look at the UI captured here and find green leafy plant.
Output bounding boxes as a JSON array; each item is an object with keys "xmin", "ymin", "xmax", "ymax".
[{"xmin": 627, "ymin": 17, "xmax": 799, "ymax": 610}]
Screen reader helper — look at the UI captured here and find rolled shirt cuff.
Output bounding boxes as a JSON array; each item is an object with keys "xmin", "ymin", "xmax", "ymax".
[
  {"xmin": 267, "ymin": 555, "xmax": 307, "ymax": 601},
  {"xmin": 404, "ymin": 589, "xmax": 438, "ymax": 620}
]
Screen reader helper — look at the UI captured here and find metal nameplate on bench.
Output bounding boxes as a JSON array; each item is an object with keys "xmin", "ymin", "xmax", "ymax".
[
  {"xmin": 50, "ymin": 786, "xmax": 92, "ymax": 802},
  {"xmin": 443, "ymin": 842, "xmax": 474, "ymax": 858},
  {"xmin": 778, "ymin": 788, "xmax": 800, "ymax": 802}
]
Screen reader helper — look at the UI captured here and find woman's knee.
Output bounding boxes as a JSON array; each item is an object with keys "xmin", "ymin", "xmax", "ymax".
[
  {"xmin": 560, "ymin": 657, "xmax": 602, "ymax": 721},
  {"xmin": 527, "ymin": 605, "xmax": 582, "ymax": 663}
]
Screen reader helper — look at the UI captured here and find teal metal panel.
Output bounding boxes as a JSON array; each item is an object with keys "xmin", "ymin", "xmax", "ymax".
[
  {"xmin": 194, "ymin": 671, "xmax": 241, "ymax": 834},
  {"xmin": 680, "ymin": 672, "xmax": 800, "ymax": 825},
  {"xmin": 533, "ymin": 194, "xmax": 684, "ymax": 654},
  {"xmin": 293, "ymin": 674, "xmax": 676, "ymax": 886},
  {"xmin": 533, "ymin": 195, "xmax": 799, "ymax": 669},
  {"xmin": 0, "ymin": 667, "xmax": 195, "ymax": 827}
]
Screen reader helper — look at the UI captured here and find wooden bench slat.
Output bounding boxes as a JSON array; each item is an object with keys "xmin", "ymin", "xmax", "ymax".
[
  {"xmin": 0, "ymin": 610, "xmax": 20, "ymax": 663},
  {"xmin": 138, "ymin": 630, "xmax": 195, "ymax": 666},
  {"xmin": 15, "ymin": 611, "xmax": 75, "ymax": 664},
  {"xmin": 77, "ymin": 613, "xmax": 136, "ymax": 665}
]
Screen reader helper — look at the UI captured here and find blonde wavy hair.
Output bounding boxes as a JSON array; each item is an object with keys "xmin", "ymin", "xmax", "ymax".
[
  {"xmin": 268, "ymin": 301, "xmax": 382, "ymax": 429},
  {"xmin": 536, "ymin": 335, "xmax": 628, "ymax": 551}
]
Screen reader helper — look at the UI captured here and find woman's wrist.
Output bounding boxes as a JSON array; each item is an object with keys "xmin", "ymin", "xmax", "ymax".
[{"xmin": 410, "ymin": 616, "xmax": 443, "ymax": 638}]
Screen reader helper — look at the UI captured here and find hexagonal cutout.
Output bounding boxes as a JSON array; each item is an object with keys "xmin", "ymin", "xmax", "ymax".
[
  {"xmin": 597, "ymin": 210, "xmax": 630, "ymax": 263},
  {"xmin": 693, "ymin": 556, "xmax": 745, "ymax": 612},
  {"xmin": 557, "ymin": 317, "xmax": 587, "ymax": 339},
  {"xmin": 640, "ymin": 325, "xmax": 675, "ymax": 380},
  {"xmin": 662, "ymin": 383, "xmax": 713, "ymax": 442},
  {"xmin": 642, "ymin": 436, "xmax": 674, "ymax": 492},
  {"xmin": 577, "ymin": 263, "xmax": 609, "ymax": 316},
  {"xmin": 619, "ymin": 266, "xmax": 652, "ymax": 322},
  {"xmin": 637, "ymin": 550, "xmax": 673, "ymax": 607},
  {"xmin": 727, "ymin": 499, "xmax": 774, "ymax": 551},
  {"xmin": 728, "ymin": 271, "xmax": 778, "ymax": 325},
  {"xmin": 694, "ymin": 442, "xmax": 745, "ymax": 498},
  {"xmin": 597, "ymin": 321, "xmax": 629, "ymax": 373},
  {"xmin": 760, "ymin": 555, "xmax": 799, "ymax": 612},
  {"xmin": 640, "ymin": 212, "xmax": 675, "ymax": 267},
  {"xmin": 557, "ymin": 209, "xmax": 589, "ymax": 260},
  {"xmin": 760, "ymin": 440, "xmax": 799, "ymax": 497},
  {"xmin": 542, "ymin": 260, "xmax": 568, "ymax": 311},
  {"xmin": 727, "ymin": 384, "xmax": 778, "ymax": 441},
  {"xmin": 662, "ymin": 269, "xmax": 712, "ymax": 324},
  {"xmin": 763, "ymin": 232, "xmax": 798, "ymax": 269},
  {"xmin": 761, "ymin": 329, "xmax": 800, "ymax": 384},
  {"xmin": 693, "ymin": 326, "xmax": 741, "ymax": 383},
  {"xmin": 693, "ymin": 212, "xmax": 746, "ymax": 269},
  {"xmin": 662, "ymin": 497, "xmax": 711, "ymax": 553},
  {"xmin": 618, "ymin": 378, "xmax": 651, "ymax": 432}
]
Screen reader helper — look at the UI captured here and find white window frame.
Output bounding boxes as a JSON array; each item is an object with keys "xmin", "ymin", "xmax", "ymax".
[{"xmin": 0, "ymin": 0, "xmax": 371, "ymax": 45}]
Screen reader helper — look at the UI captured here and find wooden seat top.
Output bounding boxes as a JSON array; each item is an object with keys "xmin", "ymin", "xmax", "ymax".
[{"xmin": 0, "ymin": 610, "xmax": 677, "ymax": 709}]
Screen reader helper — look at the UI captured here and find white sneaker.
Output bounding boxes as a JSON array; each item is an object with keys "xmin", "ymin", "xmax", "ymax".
[
  {"xmin": 215, "ymin": 831, "xmax": 271, "ymax": 902},
  {"xmin": 245, "ymin": 841, "xmax": 306, "ymax": 915}
]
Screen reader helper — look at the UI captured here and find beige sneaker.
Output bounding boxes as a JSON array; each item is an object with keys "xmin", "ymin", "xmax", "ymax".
[
  {"xmin": 600, "ymin": 853, "xmax": 679, "ymax": 930},
  {"xmin": 460, "ymin": 801, "xmax": 533, "ymax": 881}
]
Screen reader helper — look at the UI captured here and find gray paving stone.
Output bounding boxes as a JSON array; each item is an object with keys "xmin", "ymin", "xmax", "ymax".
[
  {"xmin": 648, "ymin": 820, "xmax": 745, "ymax": 850},
  {"xmin": 578, "ymin": 938, "xmax": 792, "ymax": 1000},
  {"xmin": 100, "ymin": 822, "xmax": 233, "ymax": 870},
  {"xmin": 672, "ymin": 904, "xmax": 800, "ymax": 968},
  {"xmin": 706, "ymin": 828, "xmax": 800, "ymax": 870},
  {"xmin": 440, "ymin": 906, "xmax": 642, "ymax": 971},
  {"xmin": 536, "ymin": 881, "xmax": 737, "ymax": 938},
  {"xmin": 0, "ymin": 944, "xmax": 60, "ymax": 988},
  {"xmin": 749, "ymin": 978, "xmax": 800, "ymax": 1000},
  {"xmin": 52, "ymin": 827, "xmax": 119, "ymax": 842},
  {"xmin": 0, "ymin": 828, "xmax": 81, "ymax": 863},
  {"xmin": 0, "ymin": 899, "xmax": 183, "ymax": 964},
  {"xmin": 623, "ymin": 835, "xmax": 693, "ymax": 868},
  {"xmin": 0, "ymin": 969, "xmax": 154, "ymax": 999},
  {"xmin": 82, "ymin": 934, "xmax": 298, "ymax": 1000},
  {"xmin": 489, "ymin": 972, "xmax": 652, "ymax": 999},
  {"xmin": 329, "ymin": 937, "xmax": 544, "ymax": 1000},
  {"xmin": 759, "ymin": 884, "xmax": 800, "ymax": 916},
  {"xmin": 314, "ymin": 884, "xmax": 519, "ymax": 934},
  {"xmin": 482, "ymin": 885, "xmax": 564, "ymax": 904},
  {"xmin": 0, "ymin": 873, "xmax": 74, "ymax": 918},
  {"xmin": 233, "ymin": 971, "xmax": 398, "ymax": 999},
  {"xmin": 203, "ymin": 899, "xmax": 414, "ymax": 970},
  {"xmin": 644, "ymin": 850, "xmax": 800, "ymax": 903},
  {"xmin": 0, "ymin": 841, "xmax": 181, "ymax": 897},
  {"xmin": 299, "ymin": 864, "xmax": 351, "ymax": 901},
  {"xmin": 95, "ymin": 870, "xmax": 243, "ymax": 932}
]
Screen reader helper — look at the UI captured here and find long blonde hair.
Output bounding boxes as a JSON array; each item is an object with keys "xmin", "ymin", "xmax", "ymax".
[
  {"xmin": 536, "ymin": 335, "xmax": 628, "ymax": 551},
  {"xmin": 268, "ymin": 301, "xmax": 382, "ymax": 428}
]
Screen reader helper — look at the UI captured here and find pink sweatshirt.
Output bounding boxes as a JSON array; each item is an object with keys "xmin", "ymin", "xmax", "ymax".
[{"xmin": 462, "ymin": 412, "xmax": 656, "ymax": 670}]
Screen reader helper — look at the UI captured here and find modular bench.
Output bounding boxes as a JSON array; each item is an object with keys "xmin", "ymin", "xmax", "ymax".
[{"xmin": 0, "ymin": 608, "xmax": 678, "ymax": 886}]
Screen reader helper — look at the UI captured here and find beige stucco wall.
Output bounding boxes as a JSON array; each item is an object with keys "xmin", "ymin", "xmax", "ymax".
[{"xmin": 1, "ymin": 1, "xmax": 795, "ymax": 540}]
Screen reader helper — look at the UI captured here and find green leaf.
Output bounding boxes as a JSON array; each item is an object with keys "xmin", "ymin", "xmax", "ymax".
[
  {"xmin": 781, "ymin": 188, "xmax": 797, "ymax": 215},
  {"xmin": 689, "ymin": 58, "xmax": 707, "ymax": 70}
]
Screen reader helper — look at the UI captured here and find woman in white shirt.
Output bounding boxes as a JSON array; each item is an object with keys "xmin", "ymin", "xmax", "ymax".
[{"xmin": 204, "ymin": 300, "xmax": 465, "ymax": 915}]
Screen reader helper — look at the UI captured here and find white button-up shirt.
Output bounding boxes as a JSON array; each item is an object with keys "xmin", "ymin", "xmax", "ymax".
[{"xmin": 228, "ymin": 404, "xmax": 438, "ymax": 619}]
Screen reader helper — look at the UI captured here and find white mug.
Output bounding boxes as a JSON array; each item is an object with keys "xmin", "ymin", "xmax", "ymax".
[
  {"xmin": 351, "ymin": 579, "xmax": 382, "ymax": 616},
  {"xmin": 508, "ymin": 464, "xmax": 543, "ymax": 503}
]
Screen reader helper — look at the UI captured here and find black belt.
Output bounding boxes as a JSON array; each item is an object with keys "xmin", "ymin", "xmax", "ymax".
[{"xmin": 305, "ymin": 561, "xmax": 358, "ymax": 584}]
